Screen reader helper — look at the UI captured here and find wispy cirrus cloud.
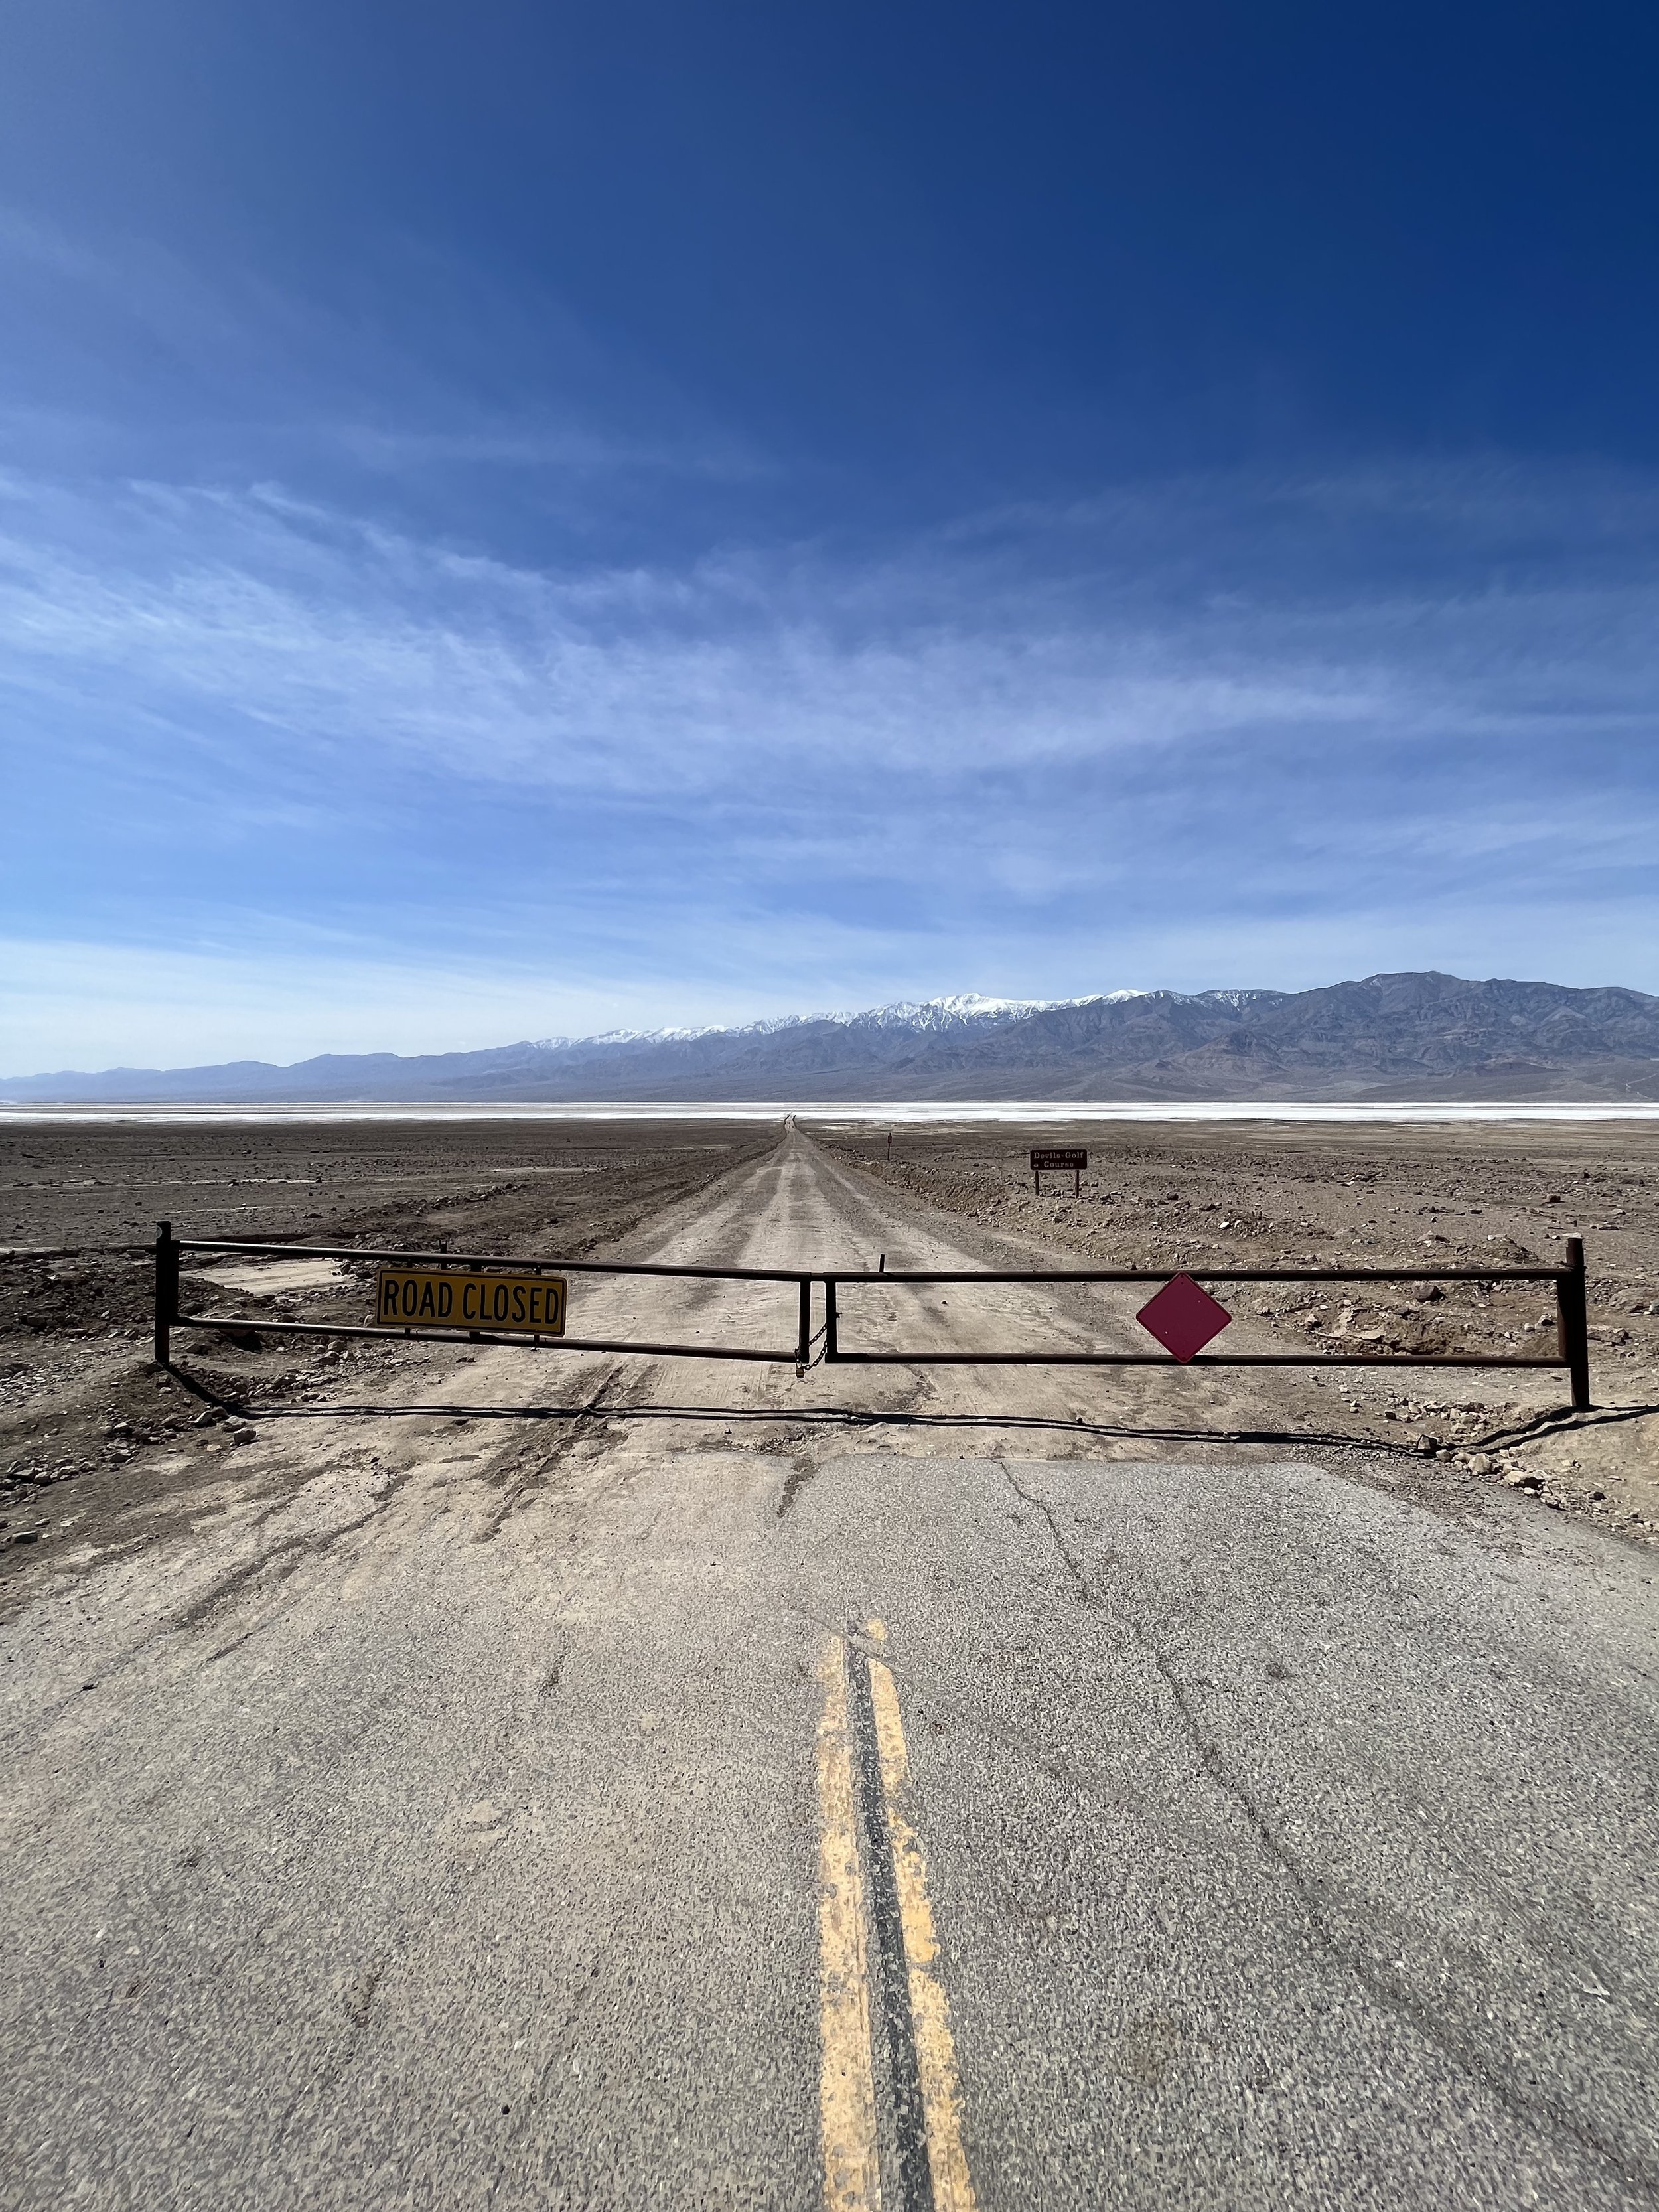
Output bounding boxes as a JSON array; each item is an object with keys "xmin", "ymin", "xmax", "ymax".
[
  {"xmin": 4, "ymin": 453, "xmax": 1658, "ymax": 1067},
  {"xmin": 3, "ymin": 460, "xmax": 1652, "ymax": 783},
  {"xmin": 0, "ymin": 475, "xmax": 1384, "ymax": 793}
]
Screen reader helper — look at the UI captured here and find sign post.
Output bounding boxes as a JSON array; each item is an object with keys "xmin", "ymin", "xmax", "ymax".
[{"xmin": 1030, "ymin": 1147, "xmax": 1086, "ymax": 1197}]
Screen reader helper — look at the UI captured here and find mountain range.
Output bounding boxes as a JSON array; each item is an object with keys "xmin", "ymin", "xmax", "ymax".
[{"xmin": 8, "ymin": 973, "xmax": 1659, "ymax": 1104}]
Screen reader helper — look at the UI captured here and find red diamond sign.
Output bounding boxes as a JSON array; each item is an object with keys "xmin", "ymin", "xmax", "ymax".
[{"xmin": 1136, "ymin": 1274, "xmax": 1232, "ymax": 1362}]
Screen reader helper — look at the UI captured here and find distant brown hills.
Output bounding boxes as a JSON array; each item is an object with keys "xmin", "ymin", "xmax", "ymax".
[{"xmin": 8, "ymin": 973, "xmax": 1659, "ymax": 1104}]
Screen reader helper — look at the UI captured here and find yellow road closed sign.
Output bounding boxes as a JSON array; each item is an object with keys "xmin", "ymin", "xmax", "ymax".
[{"xmin": 375, "ymin": 1268, "xmax": 567, "ymax": 1335}]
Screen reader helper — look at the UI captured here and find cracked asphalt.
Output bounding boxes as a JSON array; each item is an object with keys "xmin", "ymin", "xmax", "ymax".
[{"xmin": 3, "ymin": 1131, "xmax": 1657, "ymax": 2209}]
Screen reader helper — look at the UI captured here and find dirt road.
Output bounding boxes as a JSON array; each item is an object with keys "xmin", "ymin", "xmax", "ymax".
[{"xmin": 3, "ymin": 1131, "xmax": 1656, "ymax": 2209}]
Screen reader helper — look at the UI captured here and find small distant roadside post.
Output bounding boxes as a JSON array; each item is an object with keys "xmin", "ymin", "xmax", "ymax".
[{"xmin": 1031, "ymin": 1147, "xmax": 1086, "ymax": 1198}]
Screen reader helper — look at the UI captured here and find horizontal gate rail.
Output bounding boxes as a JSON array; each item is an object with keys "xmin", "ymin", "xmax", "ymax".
[
  {"xmin": 169, "ymin": 1317, "xmax": 799, "ymax": 1362},
  {"xmin": 833, "ymin": 1263, "xmax": 1571, "ymax": 1283},
  {"xmin": 178, "ymin": 1234, "xmax": 810, "ymax": 1280}
]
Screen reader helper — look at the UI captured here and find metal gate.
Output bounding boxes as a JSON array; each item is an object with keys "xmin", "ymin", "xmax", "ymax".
[
  {"xmin": 821, "ymin": 1238, "xmax": 1591, "ymax": 1409},
  {"xmin": 153, "ymin": 1224, "xmax": 814, "ymax": 1366},
  {"xmin": 153, "ymin": 1224, "xmax": 1594, "ymax": 1410}
]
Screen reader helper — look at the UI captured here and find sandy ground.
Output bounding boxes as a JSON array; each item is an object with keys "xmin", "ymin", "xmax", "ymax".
[
  {"xmin": 816, "ymin": 1118, "xmax": 1659, "ymax": 1536},
  {"xmin": 2, "ymin": 1123, "xmax": 1656, "ymax": 2209},
  {"xmin": 3, "ymin": 1114, "xmax": 1656, "ymax": 1580},
  {"xmin": 0, "ymin": 1119, "xmax": 769, "ymax": 1576}
]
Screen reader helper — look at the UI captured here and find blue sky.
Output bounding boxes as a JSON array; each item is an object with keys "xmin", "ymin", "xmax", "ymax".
[{"xmin": 4, "ymin": 1, "xmax": 1658, "ymax": 1070}]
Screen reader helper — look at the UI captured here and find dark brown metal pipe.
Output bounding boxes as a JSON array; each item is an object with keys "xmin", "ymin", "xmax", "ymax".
[
  {"xmin": 823, "ymin": 1350, "xmax": 1570, "ymax": 1369},
  {"xmin": 171, "ymin": 1315, "xmax": 796, "ymax": 1361},
  {"xmin": 831, "ymin": 1264, "xmax": 1567, "ymax": 1284},
  {"xmin": 177, "ymin": 1236, "xmax": 814, "ymax": 1283},
  {"xmin": 153, "ymin": 1221, "xmax": 177, "ymax": 1368},
  {"xmin": 1557, "ymin": 1236, "xmax": 1592, "ymax": 1410}
]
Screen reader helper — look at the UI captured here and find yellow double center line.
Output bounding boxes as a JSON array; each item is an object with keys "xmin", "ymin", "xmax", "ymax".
[{"xmin": 816, "ymin": 1621, "xmax": 977, "ymax": 2212}]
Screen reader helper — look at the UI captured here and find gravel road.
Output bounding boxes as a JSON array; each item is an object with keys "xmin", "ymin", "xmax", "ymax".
[{"xmin": 3, "ymin": 1130, "xmax": 1656, "ymax": 2209}]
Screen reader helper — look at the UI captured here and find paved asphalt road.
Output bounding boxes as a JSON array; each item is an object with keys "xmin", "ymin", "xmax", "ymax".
[{"xmin": 3, "ymin": 1135, "xmax": 1657, "ymax": 2209}]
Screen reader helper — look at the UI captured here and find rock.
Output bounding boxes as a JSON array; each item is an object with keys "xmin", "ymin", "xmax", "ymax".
[
  {"xmin": 1413, "ymin": 1436, "xmax": 1436, "ymax": 1455},
  {"xmin": 1469, "ymin": 1453, "xmax": 1495, "ymax": 1475},
  {"xmin": 1504, "ymin": 1470, "xmax": 1544, "ymax": 1491},
  {"xmin": 1484, "ymin": 1236, "xmax": 1538, "ymax": 1262},
  {"xmin": 231, "ymin": 1428, "xmax": 256, "ymax": 1445}
]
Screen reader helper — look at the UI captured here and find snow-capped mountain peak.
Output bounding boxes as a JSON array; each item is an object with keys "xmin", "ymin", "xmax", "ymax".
[
  {"xmin": 534, "ymin": 992, "xmax": 1112, "ymax": 1052},
  {"xmin": 843, "ymin": 993, "xmax": 1065, "ymax": 1033}
]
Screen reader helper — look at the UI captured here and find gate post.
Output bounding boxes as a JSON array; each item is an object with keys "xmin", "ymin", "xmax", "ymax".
[
  {"xmin": 796, "ymin": 1277, "xmax": 812, "ymax": 1367},
  {"xmin": 824, "ymin": 1278, "xmax": 839, "ymax": 1363},
  {"xmin": 153, "ymin": 1219, "xmax": 179, "ymax": 1368},
  {"xmin": 1557, "ymin": 1236, "xmax": 1591, "ymax": 1411}
]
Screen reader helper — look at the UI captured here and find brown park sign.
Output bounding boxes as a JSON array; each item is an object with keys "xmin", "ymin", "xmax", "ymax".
[{"xmin": 1030, "ymin": 1149, "xmax": 1087, "ymax": 1173}]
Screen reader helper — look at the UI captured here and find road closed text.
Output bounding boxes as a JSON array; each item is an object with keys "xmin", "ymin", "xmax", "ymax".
[{"xmin": 374, "ymin": 1268, "xmax": 567, "ymax": 1335}]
